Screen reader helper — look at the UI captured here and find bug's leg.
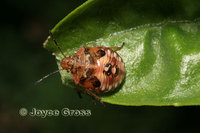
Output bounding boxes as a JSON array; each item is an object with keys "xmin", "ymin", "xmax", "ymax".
[
  {"xmin": 91, "ymin": 96, "xmax": 97, "ymax": 105},
  {"xmin": 109, "ymin": 42, "xmax": 125, "ymax": 51},
  {"xmin": 75, "ymin": 85, "xmax": 82, "ymax": 99},
  {"xmin": 77, "ymin": 91, "xmax": 82, "ymax": 99},
  {"xmin": 84, "ymin": 89, "xmax": 103, "ymax": 104}
]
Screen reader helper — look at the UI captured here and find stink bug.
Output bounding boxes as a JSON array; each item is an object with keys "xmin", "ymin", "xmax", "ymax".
[{"xmin": 37, "ymin": 31, "xmax": 125, "ymax": 103}]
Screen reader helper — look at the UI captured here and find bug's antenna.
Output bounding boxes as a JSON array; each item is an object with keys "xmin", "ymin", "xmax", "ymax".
[
  {"xmin": 35, "ymin": 69, "xmax": 64, "ymax": 85},
  {"xmin": 49, "ymin": 30, "xmax": 66, "ymax": 58}
]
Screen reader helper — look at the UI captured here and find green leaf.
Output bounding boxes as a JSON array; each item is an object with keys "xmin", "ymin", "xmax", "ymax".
[{"xmin": 44, "ymin": 0, "xmax": 200, "ymax": 106}]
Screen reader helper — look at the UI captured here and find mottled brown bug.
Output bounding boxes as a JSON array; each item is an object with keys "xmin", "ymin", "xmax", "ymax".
[{"xmin": 37, "ymin": 32, "xmax": 125, "ymax": 103}]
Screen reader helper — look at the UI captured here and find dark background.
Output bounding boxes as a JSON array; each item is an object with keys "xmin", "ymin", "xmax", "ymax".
[{"xmin": 0, "ymin": 0, "xmax": 200, "ymax": 133}]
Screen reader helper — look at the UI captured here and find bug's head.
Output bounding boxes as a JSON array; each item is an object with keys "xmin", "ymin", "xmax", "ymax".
[{"xmin": 61, "ymin": 56, "xmax": 74, "ymax": 72}]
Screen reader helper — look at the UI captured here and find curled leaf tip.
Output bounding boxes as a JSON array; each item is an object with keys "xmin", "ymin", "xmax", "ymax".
[{"xmin": 43, "ymin": 35, "xmax": 51, "ymax": 48}]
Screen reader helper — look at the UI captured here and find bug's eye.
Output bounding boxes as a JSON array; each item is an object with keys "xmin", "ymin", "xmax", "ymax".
[
  {"xmin": 93, "ymin": 80, "xmax": 101, "ymax": 87},
  {"xmin": 90, "ymin": 76, "xmax": 101, "ymax": 87},
  {"xmin": 96, "ymin": 50, "xmax": 105, "ymax": 58}
]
